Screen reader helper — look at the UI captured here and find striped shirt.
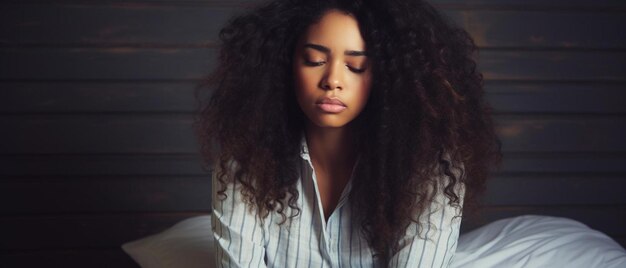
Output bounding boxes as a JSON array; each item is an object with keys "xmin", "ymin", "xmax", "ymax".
[{"xmin": 212, "ymin": 137, "xmax": 464, "ymax": 267}]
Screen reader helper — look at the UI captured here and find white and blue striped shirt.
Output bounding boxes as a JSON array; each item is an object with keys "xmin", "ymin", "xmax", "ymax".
[{"xmin": 212, "ymin": 137, "xmax": 463, "ymax": 267}]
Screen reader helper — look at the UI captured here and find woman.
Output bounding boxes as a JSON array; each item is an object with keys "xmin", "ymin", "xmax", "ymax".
[{"xmin": 196, "ymin": 0, "xmax": 501, "ymax": 267}]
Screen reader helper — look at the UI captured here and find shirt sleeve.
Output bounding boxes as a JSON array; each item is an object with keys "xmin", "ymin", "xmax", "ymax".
[
  {"xmin": 211, "ymin": 164, "xmax": 268, "ymax": 268},
  {"xmin": 388, "ymin": 178, "xmax": 465, "ymax": 268}
]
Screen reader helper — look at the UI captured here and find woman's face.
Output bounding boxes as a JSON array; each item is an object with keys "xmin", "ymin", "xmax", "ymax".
[{"xmin": 293, "ymin": 9, "xmax": 372, "ymax": 130}]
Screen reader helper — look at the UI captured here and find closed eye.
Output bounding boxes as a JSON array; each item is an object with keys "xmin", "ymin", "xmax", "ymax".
[
  {"xmin": 348, "ymin": 65, "xmax": 367, "ymax": 73},
  {"xmin": 304, "ymin": 59, "xmax": 325, "ymax": 66}
]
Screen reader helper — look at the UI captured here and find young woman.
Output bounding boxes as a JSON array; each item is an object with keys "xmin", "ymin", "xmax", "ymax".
[{"xmin": 196, "ymin": 0, "xmax": 501, "ymax": 267}]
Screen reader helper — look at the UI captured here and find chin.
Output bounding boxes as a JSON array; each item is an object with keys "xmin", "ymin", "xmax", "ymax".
[
  {"xmin": 311, "ymin": 121, "xmax": 345, "ymax": 129},
  {"xmin": 309, "ymin": 117, "xmax": 354, "ymax": 129}
]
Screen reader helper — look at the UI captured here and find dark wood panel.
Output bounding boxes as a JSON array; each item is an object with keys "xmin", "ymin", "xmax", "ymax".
[
  {"xmin": 458, "ymin": 10, "xmax": 626, "ymax": 49},
  {"xmin": 0, "ymin": 81, "xmax": 206, "ymax": 113},
  {"xmin": 1, "ymin": 115, "xmax": 625, "ymax": 154},
  {"xmin": 0, "ymin": 212, "xmax": 203, "ymax": 250},
  {"xmin": 2, "ymin": 5, "xmax": 625, "ymax": 49},
  {"xmin": 1, "ymin": 174, "xmax": 623, "ymax": 214},
  {"xmin": 0, "ymin": 176, "xmax": 212, "ymax": 214},
  {"xmin": 495, "ymin": 115, "xmax": 626, "ymax": 152},
  {"xmin": 0, "ymin": 114, "xmax": 198, "ymax": 154},
  {"xmin": 0, "ymin": 154, "xmax": 208, "ymax": 176},
  {"xmin": 617, "ymin": 237, "xmax": 626, "ymax": 249},
  {"xmin": 2, "ymin": 81, "xmax": 624, "ymax": 114},
  {"xmin": 0, "ymin": 47, "xmax": 215, "ymax": 80},
  {"xmin": 480, "ymin": 50, "xmax": 626, "ymax": 81},
  {"xmin": 484, "ymin": 175, "xmax": 626, "ymax": 206},
  {"xmin": 6, "ymin": 0, "xmax": 626, "ymax": 9},
  {"xmin": 501, "ymin": 152, "xmax": 626, "ymax": 174},
  {"xmin": 3, "ymin": 152, "xmax": 625, "ymax": 176},
  {"xmin": 2, "ymin": 48, "xmax": 626, "ymax": 81},
  {"xmin": 0, "ymin": 5, "xmax": 237, "ymax": 46},
  {"xmin": 434, "ymin": 0, "xmax": 626, "ymax": 8},
  {"xmin": 486, "ymin": 82, "xmax": 626, "ymax": 114},
  {"xmin": 1, "ymin": 249, "xmax": 139, "ymax": 268}
]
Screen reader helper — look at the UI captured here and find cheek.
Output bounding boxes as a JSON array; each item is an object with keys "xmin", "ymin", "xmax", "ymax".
[
  {"xmin": 357, "ymin": 88, "xmax": 371, "ymax": 108},
  {"xmin": 294, "ymin": 71, "xmax": 315, "ymax": 107},
  {"xmin": 353, "ymin": 77, "xmax": 373, "ymax": 107},
  {"xmin": 294, "ymin": 70, "xmax": 321, "ymax": 100}
]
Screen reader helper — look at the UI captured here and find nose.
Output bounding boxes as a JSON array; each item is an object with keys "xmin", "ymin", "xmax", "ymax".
[{"xmin": 320, "ymin": 61, "xmax": 343, "ymax": 91}]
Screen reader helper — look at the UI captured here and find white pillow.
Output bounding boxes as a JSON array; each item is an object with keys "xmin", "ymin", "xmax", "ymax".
[{"xmin": 122, "ymin": 215, "xmax": 215, "ymax": 268}]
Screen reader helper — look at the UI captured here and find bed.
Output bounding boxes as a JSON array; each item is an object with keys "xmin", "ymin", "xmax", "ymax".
[{"xmin": 122, "ymin": 214, "xmax": 626, "ymax": 267}]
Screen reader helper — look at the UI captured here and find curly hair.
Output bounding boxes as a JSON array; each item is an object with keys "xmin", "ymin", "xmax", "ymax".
[{"xmin": 195, "ymin": 0, "xmax": 501, "ymax": 263}]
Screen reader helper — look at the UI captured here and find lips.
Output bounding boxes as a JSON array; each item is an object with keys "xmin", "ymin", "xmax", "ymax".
[{"xmin": 316, "ymin": 97, "xmax": 347, "ymax": 113}]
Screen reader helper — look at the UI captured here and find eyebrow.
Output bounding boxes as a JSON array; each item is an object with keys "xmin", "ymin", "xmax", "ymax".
[{"xmin": 303, "ymin": 43, "xmax": 367, "ymax": 56}]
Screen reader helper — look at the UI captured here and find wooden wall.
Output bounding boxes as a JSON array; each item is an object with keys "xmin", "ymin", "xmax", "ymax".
[{"xmin": 1, "ymin": 0, "xmax": 625, "ymax": 266}]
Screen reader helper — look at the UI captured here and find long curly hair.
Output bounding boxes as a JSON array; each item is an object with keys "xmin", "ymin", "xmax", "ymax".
[{"xmin": 195, "ymin": 0, "xmax": 501, "ymax": 263}]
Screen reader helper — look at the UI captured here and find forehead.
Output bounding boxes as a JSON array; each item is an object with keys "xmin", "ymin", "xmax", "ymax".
[{"xmin": 300, "ymin": 9, "xmax": 366, "ymax": 51}]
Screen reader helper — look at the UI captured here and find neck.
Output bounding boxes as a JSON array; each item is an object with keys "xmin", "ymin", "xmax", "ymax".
[{"xmin": 304, "ymin": 122, "xmax": 358, "ymax": 173}]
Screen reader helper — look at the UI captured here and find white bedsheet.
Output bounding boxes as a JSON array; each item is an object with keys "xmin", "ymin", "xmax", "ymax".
[
  {"xmin": 452, "ymin": 215, "xmax": 626, "ymax": 268},
  {"xmin": 122, "ymin": 215, "xmax": 626, "ymax": 268}
]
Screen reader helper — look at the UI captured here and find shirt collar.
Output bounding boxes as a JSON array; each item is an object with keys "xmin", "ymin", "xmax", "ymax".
[
  {"xmin": 299, "ymin": 132, "xmax": 312, "ymax": 163},
  {"xmin": 299, "ymin": 131, "xmax": 358, "ymax": 209}
]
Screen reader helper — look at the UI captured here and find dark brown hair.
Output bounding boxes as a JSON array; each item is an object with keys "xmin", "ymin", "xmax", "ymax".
[{"xmin": 195, "ymin": 0, "xmax": 501, "ymax": 263}]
